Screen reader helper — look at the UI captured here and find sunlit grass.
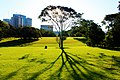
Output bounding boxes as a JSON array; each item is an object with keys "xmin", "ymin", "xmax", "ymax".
[{"xmin": 0, "ymin": 37, "xmax": 120, "ymax": 80}]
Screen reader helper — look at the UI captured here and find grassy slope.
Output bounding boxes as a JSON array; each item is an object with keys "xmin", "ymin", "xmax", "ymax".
[{"xmin": 0, "ymin": 37, "xmax": 120, "ymax": 80}]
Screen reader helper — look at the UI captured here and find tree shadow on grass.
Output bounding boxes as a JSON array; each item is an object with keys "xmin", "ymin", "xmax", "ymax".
[
  {"xmin": 0, "ymin": 66, "xmax": 28, "ymax": 80},
  {"xmin": 27, "ymin": 49, "xmax": 113, "ymax": 80},
  {"xmin": 48, "ymin": 50, "xmax": 113, "ymax": 80},
  {"xmin": 110, "ymin": 56, "xmax": 120, "ymax": 76},
  {"xmin": 27, "ymin": 53, "xmax": 62, "ymax": 80},
  {"xmin": 111, "ymin": 56, "xmax": 120, "ymax": 69},
  {"xmin": 0, "ymin": 39, "xmax": 38, "ymax": 47}
]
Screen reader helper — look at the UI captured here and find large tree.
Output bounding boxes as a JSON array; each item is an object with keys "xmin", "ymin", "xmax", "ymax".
[
  {"xmin": 86, "ymin": 21, "xmax": 105, "ymax": 46},
  {"xmin": 39, "ymin": 5, "xmax": 81, "ymax": 49},
  {"xmin": 102, "ymin": 1, "xmax": 120, "ymax": 47}
]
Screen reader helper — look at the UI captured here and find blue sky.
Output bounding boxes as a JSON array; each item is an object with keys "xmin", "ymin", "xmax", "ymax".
[{"xmin": 0, "ymin": 0, "xmax": 119, "ymax": 30}]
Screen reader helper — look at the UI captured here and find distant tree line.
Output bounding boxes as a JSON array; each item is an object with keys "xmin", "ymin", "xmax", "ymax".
[
  {"xmin": 40, "ymin": 29, "xmax": 56, "ymax": 37},
  {"xmin": 0, "ymin": 20, "xmax": 56, "ymax": 41},
  {"xmin": 66, "ymin": 19, "xmax": 105, "ymax": 47}
]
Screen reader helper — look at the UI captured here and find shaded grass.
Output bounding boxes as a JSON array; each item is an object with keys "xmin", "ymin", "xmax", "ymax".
[
  {"xmin": 0, "ymin": 38, "xmax": 38, "ymax": 47},
  {"xmin": 74, "ymin": 37, "xmax": 120, "ymax": 51},
  {"xmin": 74, "ymin": 37, "xmax": 87, "ymax": 44},
  {"xmin": 98, "ymin": 46, "xmax": 120, "ymax": 51}
]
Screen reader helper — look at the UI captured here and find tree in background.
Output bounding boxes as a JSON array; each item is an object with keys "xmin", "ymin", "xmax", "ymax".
[
  {"xmin": 39, "ymin": 5, "xmax": 82, "ymax": 49},
  {"xmin": 20, "ymin": 27, "xmax": 41, "ymax": 40},
  {"xmin": 86, "ymin": 21, "xmax": 105, "ymax": 46},
  {"xmin": 102, "ymin": 1, "xmax": 120, "ymax": 47},
  {"xmin": 40, "ymin": 29, "xmax": 56, "ymax": 37},
  {"xmin": 0, "ymin": 20, "xmax": 10, "ymax": 40},
  {"xmin": 113, "ymin": 14, "xmax": 120, "ymax": 47},
  {"xmin": 68, "ymin": 19, "xmax": 105, "ymax": 47},
  {"xmin": 68, "ymin": 19, "xmax": 90, "ymax": 37}
]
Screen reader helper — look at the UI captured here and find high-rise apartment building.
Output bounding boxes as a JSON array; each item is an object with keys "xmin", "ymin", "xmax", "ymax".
[
  {"xmin": 3, "ymin": 14, "xmax": 32, "ymax": 28},
  {"xmin": 26, "ymin": 18, "xmax": 32, "ymax": 27}
]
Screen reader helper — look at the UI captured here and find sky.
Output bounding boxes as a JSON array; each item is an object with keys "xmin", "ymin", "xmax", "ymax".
[{"xmin": 0, "ymin": 0, "xmax": 119, "ymax": 30}]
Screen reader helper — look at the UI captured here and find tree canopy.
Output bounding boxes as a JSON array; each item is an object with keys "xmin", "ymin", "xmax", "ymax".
[{"xmin": 0, "ymin": 20, "xmax": 10, "ymax": 40}]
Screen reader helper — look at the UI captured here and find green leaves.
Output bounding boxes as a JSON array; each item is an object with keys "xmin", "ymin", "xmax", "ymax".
[{"xmin": 39, "ymin": 5, "xmax": 82, "ymax": 24}]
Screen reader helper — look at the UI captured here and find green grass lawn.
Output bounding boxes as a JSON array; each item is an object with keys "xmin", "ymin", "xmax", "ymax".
[{"xmin": 0, "ymin": 37, "xmax": 120, "ymax": 80}]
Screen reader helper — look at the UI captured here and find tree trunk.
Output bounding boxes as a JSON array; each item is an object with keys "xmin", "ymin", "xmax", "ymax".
[
  {"xmin": 60, "ymin": 32, "xmax": 63, "ymax": 49},
  {"xmin": 60, "ymin": 37, "xmax": 63, "ymax": 49}
]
